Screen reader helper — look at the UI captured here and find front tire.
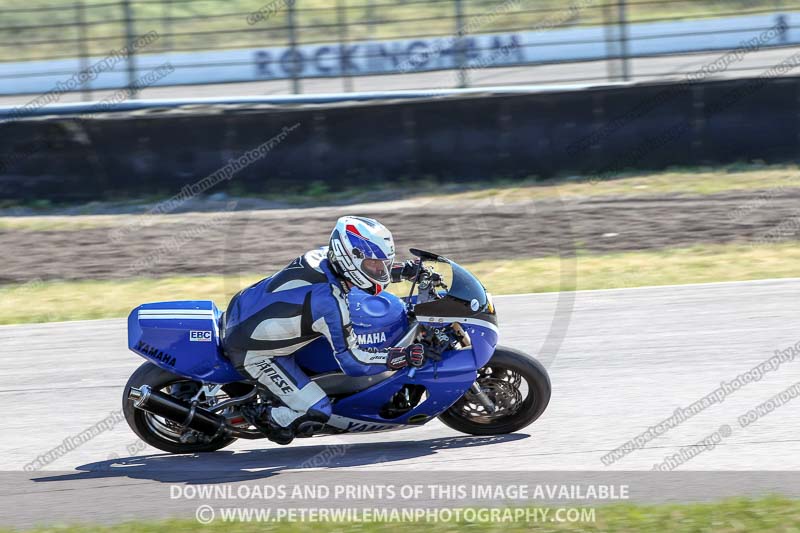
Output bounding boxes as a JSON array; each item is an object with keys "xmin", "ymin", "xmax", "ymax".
[
  {"xmin": 122, "ymin": 362, "xmax": 238, "ymax": 454},
  {"xmin": 438, "ymin": 346, "xmax": 551, "ymax": 435}
]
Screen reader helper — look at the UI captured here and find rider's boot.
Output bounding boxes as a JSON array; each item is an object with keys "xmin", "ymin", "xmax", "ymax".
[
  {"xmin": 261, "ymin": 406, "xmax": 299, "ymax": 445},
  {"xmin": 258, "ymin": 404, "xmax": 332, "ymax": 445}
]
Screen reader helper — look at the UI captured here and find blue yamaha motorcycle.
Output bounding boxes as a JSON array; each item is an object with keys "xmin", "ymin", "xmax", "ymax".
[{"xmin": 122, "ymin": 249, "xmax": 551, "ymax": 453}]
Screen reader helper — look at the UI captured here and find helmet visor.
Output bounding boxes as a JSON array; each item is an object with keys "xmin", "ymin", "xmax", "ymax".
[{"xmin": 361, "ymin": 258, "xmax": 392, "ymax": 283}]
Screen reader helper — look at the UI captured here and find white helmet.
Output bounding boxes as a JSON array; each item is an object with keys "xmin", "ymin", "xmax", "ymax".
[{"xmin": 328, "ymin": 216, "xmax": 395, "ymax": 295}]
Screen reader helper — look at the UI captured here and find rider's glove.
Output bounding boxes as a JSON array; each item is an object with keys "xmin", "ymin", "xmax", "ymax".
[
  {"xmin": 390, "ymin": 260, "xmax": 421, "ymax": 283},
  {"xmin": 386, "ymin": 344, "xmax": 425, "ymax": 370}
]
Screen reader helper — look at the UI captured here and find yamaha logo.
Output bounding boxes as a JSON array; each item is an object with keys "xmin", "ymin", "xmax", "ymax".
[{"xmin": 357, "ymin": 331, "xmax": 387, "ymax": 345}]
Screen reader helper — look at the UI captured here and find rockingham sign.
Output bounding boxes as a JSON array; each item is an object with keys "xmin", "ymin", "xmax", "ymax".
[{"xmin": 0, "ymin": 11, "xmax": 797, "ymax": 96}]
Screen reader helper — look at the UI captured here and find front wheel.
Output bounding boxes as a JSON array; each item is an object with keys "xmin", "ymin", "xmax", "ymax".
[{"xmin": 438, "ymin": 346, "xmax": 551, "ymax": 435}]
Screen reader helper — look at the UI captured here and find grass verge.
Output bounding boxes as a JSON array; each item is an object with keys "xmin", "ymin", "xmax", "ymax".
[
  {"xmin": 467, "ymin": 241, "xmax": 800, "ymax": 294},
  {"xmin": 447, "ymin": 164, "xmax": 800, "ymax": 202},
  {"xmin": 2, "ymin": 242, "xmax": 799, "ymax": 325},
  {"xmin": 3, "ymin": 496, "xmax": 800, "ymax": 532},
  {"xmin": 2, "ymin": 164, "xmax": 800, "ymax": 231}
]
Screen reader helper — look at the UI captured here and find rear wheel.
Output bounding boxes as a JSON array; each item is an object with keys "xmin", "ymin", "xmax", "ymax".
[
  {"xmin": 437, "ymin": 346, "xmax": 551, "ymax": 435},
  {"xmin": 122, "ymin": 362, "xmax": 239, "ymax": 454}
]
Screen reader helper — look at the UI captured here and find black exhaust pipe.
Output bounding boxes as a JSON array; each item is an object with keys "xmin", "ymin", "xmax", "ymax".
[{"xmin": 128, "ymin": 385, "xmax": 227, "ymax": 436}]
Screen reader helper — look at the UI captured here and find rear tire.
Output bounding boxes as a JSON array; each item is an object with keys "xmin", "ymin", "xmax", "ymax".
[
  {"xmin": 122, "ymin": 362, "xmax": 238, "ymax": 454},
  {"xmin": 438, "ymin": 346, "xmax": 551, "ymax": 435}
]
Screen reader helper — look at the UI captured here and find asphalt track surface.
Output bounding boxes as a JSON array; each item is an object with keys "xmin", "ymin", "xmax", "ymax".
[
  {"xmin": 2, "ymin": 279, "xmax": 800, "ymax": 527},
  {"xmin": 2, "ymin": 46, "xmax": 800, "ymax": 106}
]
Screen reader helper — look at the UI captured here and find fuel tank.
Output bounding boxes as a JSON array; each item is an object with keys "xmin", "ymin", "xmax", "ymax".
[{"xmin": 348, "ymin": 288, "xmax": 409, "ymax": 349}]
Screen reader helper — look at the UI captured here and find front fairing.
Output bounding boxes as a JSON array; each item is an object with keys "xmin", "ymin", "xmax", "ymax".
[
  {"xmin": 412, "ymin": 258, "xmax": 499, "ymax": 349},
  {"xmin": 331, "ymin": 327, "xmax": 496, "ymax": 426}
]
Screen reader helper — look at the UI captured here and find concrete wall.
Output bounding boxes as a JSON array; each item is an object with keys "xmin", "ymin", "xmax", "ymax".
[{"xmin": 1, "ymin": 75, "xmax": 798, "ymax": 202}]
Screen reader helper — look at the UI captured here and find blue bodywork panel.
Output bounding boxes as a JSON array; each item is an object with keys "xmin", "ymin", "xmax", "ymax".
[
  {"xmin": 127, "ymin": 288, "xmax": 498, "ymax": 431},
  {"xmin": 127, "ymin": 300, "xmax": 244, "ymax": 383}
]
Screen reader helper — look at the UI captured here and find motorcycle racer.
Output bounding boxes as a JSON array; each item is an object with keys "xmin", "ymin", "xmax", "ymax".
[{"xmin": 222, "ymin": 216, "xmax": 424, "ymax": 445}]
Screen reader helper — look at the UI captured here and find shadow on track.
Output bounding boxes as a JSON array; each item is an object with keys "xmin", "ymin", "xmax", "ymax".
[{"xmin": 33, "ymin": 434, "xmax": 528, "ymax": 484}]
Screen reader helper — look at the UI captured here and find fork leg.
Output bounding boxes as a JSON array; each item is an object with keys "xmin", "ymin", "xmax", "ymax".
[{"xmin": 470, "ymin": 382, "xmax": 496, "ymax": 413}]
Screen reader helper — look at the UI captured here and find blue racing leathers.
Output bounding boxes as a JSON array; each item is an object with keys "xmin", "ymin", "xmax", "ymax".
[{"xmin": 222, "ymin": 248, "xmax": 390, "ymax": 428}]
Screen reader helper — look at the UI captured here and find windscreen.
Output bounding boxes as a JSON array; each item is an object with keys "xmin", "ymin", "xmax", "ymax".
[
  {"xmin": 445, "ymin": 261, "xmax": 488, "ymax": 310},
  {"xmin": 410, "ymin": 259, "xmax": 490, "ymax": 319}
]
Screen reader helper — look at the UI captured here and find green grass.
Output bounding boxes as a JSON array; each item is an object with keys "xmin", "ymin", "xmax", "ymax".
[
  {"xmin": 444, "ymin": 164, "xmax": 800, "ymax": 203},
  {"xmin": 2, "ymin": 164, "xmax": 799, "ymax": 231},
  {"xmin": 4, "ymin": 496, "xmax": 800, "ymax": 532},
  {"xmin": 0, "ymin": 215, "xmax": 125, "ymax": 232},
  {"xmin": 1, "ymin": 0, "xmax": 792, "ymax": 62},
  {"xmin": 3, "ymin": 241, "xmax": 800, "ymax": 325},
  {"xmin": 0, "ymin": 275, "xmax": 266, "ymax": 324},
  {"xmin": 467, "ymin": 242, "xmax": 800, "ymax": 293},
  {"xmin": 267, "ymin": 163, "xmax": 800, "ymax": 204}
]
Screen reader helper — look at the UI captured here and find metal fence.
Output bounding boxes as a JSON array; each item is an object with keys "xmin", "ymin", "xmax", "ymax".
[{"xmin": 1, "ymin": 0, "xmax": 799, "ymax": 101}]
